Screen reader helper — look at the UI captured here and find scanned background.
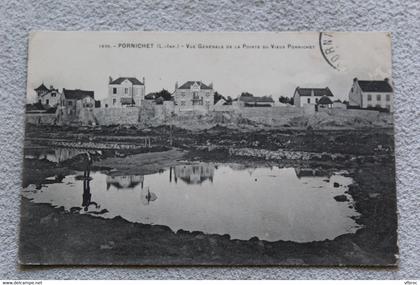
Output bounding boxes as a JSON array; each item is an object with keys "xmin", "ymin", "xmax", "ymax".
[{"xmin": 0, "ymin": 0, "xmax": 418, "ymax": 279}]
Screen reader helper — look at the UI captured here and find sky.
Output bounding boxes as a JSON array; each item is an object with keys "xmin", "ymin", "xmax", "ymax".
[{"xmin": 26, "ymin": 31, "xmax": 392, "ymax": 103}]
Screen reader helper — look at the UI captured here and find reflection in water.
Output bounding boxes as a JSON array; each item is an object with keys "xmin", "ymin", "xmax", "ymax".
[
  {"xmin": 81, "ymin": 154, "xmax": 99, "ymax": 211},
  {"xmin": 141, "ymin": 187, "xmax": 157, "ymax": 205},
  {"xmin": 173, "ymin": 163, "xmax": 214, "ymax": 184},
  {"xmin": 23, "ymin": 163, "xmax": 361, "ymax": 242},
  {"xmin": 25, "ymin": 147, "xmax": 103, "ymax": 164},
  {"xmin": 106, "ymin": 175, "xmax": 144, "ymax": 190},
  {"xmin": 295, "ymin": 168, "xmax": 327, "ymax": 178}
]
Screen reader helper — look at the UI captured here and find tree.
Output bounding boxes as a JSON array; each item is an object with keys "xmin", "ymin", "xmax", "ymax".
[
  {"xmin": 225, "ymin": 96, "xmax": 233, "ymax": 105},
  {"xmin": 214, "ymin": 91, "xmax": 224, "ymax": 104},
  {"xmin": 278, "ymin": 96, "xmax": 294, "ymax": 105},
  {"xmin": 155, "ymin": 89, "xmax": 172, "ymax": 101},
  {"xmin": 240, "ymin": 92, "xmax": 253, "ymax": 97}
]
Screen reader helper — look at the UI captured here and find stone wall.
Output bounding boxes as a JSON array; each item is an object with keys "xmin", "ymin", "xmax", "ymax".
[
  {"xmin": 26, "ymin": 113, "xmax": 56, "ymax": 125},
  {"xmin": 239, "ymin": 106, "xmax": 304, "ymax": 125},
  {"xmin": 93, "ymin": 107, "xmax": 140, "ymax": 125}
]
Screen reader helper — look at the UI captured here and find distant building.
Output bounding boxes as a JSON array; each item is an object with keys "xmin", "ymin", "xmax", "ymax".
[
  {"xmin": 34, "ymin": 83, "xmax": 61, "ymax": 107},
  {"xmin": 57, "ymin": 89, "xmax": 96, "ymax": 125},
  {"xmin": 293, "ymin": 87, "xmax": 334, "ymax": 107},
  {"xmin": 348, "ymin": 78, "xmax": 393, "ymax": 112},
  {"xmin": 173, "ymin": 81, "xmax": 214, "ymax": 112},
  {"xmin": 106, "ymin": 77, "xmax": 145, "ymax": 108},
  {"xmin": 238, "ymin": 94, "xmax": 275, "ymax": 107}
]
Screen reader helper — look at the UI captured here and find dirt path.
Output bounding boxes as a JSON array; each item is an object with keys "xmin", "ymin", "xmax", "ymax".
[{"xmin": 93, "ymin": 149, "xmax": 186, "ymax": 175}]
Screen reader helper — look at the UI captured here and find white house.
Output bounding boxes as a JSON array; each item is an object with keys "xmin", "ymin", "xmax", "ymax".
[
  {"xmin": 34, "ymin": 83, "xmax": 62, "ymax": 107},
  {"xmin": 293, "ymin": 87, "xmax": 334, "ymax": 107},
  {"xmin": 173, "ymin": 81, "xmax": 214, "ymax": 112},
  {"xmin": 105, "ymin": 77, "xmax": 145, "ymax": 108},
  {"xmin": 348, "ymin": 78, "xmax": 393, "ymax": 112}
]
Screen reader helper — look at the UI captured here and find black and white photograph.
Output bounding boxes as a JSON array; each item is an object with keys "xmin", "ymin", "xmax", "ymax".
[{"xmin": 19, "ymin": 31, "xmax": 398, "ymax": 266}]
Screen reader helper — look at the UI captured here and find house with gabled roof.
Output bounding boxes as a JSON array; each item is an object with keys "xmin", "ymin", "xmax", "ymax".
[
  {"xmin": 348, "ymin": 78, "xmax": 393, "ymax": 112},
  {"xmin": 173, "ymin": 81, "xmax": 214, "ymax": 112},
  {"xmin": 293, "ymin": 87, "xmax": 334, "ymax": 107},
  {"xmin": 34, "ymin": 83, "xmax": 62, "ymax": 107},
  {"xmin": 106, "ymin": 76, "xmax": 145, "ymax": 108},
  {"xmin": 57, "ymin": 89, "xmax": 96, "ymax": 125}
]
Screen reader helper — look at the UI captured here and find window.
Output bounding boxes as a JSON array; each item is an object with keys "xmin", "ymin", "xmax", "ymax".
[
  {"xmin": 113, "ymin": 98, "xmax": 116, "ymax": 105},
  {"xmin": 51, "ymin": 92, "xmax": 56, "ymax": 97},
  {"xmin": 386, "ymin": 104, "xmax": 391, "ymax": 110},
  {"xmin": 68, "ymin": 101, "xmax": 72, "ymax": 106},
  {"xmin": 113, "ymin": 88, "xmax": 117, "ymax": 94},
  {"xmin": 181, "ymin": 92, "xmax": 185, "ymax": 97},
  {"xmin": 125, "ymin": 88, "xmax": 128, "ymax": 94},
  {"xmin": 307, "ymin": 98, "xmax": 310, "ymax": 104},
  {"xmin": 181, "ymin": 101, "xmax": 186, "ymax": 106},
  {"xmin": 315, "ymin": 98, "xmax": 319, "ymax": 103},
  {"xmin": 367, "ymin": 94, "xmax": 372, "ymax": 101},
  {"xmin": 386, "ymin": 94, "xmax": 390, "ymax": 101},
  {"xmin": 376, "ymin": 94, "xmax": 381, "ymax": 101},
  {"xmin": 105, "ymin": 104, "xmax": 108, "ymax": 108},
  {"xmin": 46, "ymin": 99, "xmax": 49, "ymax": 105}
]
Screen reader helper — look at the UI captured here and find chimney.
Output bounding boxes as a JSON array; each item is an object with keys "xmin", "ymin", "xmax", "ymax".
[
  {"xmin": 50, "ymin": 85, "xmax": 53, "ymax": 90},
  {"xmin": 353, "ymin": 77, "xmax": 358, "ymax": 82},
  {"xmin": 209, "ymin": 82, "xmax": 213, "ymax": 89},
  {"xmin": 109, "ymin": 76, "xmax": 113, "ymax": 83},
  {"xmin": 384, "ymin": 77, "xmax": 389, "ymax": 82},
  {"xmin": 175, "ymin": 81, "xmax": 178, "ymax": 89},
  {"xmin": 142, "ymin": 76, "xmax": 145, "ymax": 85}
]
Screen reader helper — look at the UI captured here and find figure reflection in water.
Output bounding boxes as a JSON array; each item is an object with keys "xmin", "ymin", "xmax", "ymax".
[
  {"xmin": 81, "ymin": 153, "xmax": 99, "ymax": 211},
  {"xmin": 141, "ymin": 187, "xmax": 157, "ymax": 205}
]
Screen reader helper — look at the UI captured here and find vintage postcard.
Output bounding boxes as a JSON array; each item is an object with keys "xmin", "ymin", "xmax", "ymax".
[{"xmin": 20, "ymin": 31, "xmax": 398, "ymax": 266}]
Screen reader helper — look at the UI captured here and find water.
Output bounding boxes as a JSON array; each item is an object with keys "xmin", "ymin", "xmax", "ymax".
[{"xmin": 22, "ymin": 161, "xmax": 361, "ymax": 242}]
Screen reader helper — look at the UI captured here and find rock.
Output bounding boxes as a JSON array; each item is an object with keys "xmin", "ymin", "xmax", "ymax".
[
  {"xmin": 70, "ymin": 206, "xmax": 82, "ymax": 213},
  {"xmin": 249, "ymin": 236, "xmax": 259, "ymax": 242},
  {"xmin": 334, "ymin": 195, "xmax": 349, "ymax": 202},
  {"xmin": 368, "ymin": 193, "xmax": 380, "ymax": 199},
  {"xmin": 176, "ymin": 229, "xmax": 190, "ymax": 235},
  {"xmin": 40, "ymin": 213, "xmax": 55, "ymax": 225}
]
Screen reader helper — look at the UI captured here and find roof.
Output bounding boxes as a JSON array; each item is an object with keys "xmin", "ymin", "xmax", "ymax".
[
  {"xmin": 295, "ymin": 87, "xmax": 333, "ymax": 97},
  {"xmin": 120, "ymin": 97, "xmax": 135, "ymax": 105},
  {"xmin": 34, "ymin": 83, "xmax": 49, "ymax": 92},
  {"xmin": 239, "ymin": 94, "xmax": 274, "ymax": 103},
  {"xmin": 63, "ymin": 89, "xmax": 94, "ymax": 100},
  {"xmin": 357, "ymin": 80, "xmax": 393, "ymax": 93},
  {"xmin": 178, "ymin": 81, "xmax": 212, "ymax": 90},
  {"xmin": 318, "ymin": 96, "xmax": 333, "ymax": 105},
  {"xmin": 110, "ymin": 77, "xmax": 143, "ymax": 85}
]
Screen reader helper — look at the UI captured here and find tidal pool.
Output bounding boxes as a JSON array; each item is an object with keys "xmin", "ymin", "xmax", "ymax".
[{"xmin": 22, "ymin": 163, "xmax": 360, "ymax": 242}]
